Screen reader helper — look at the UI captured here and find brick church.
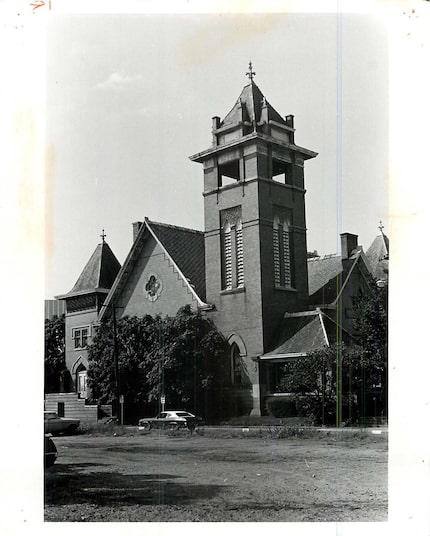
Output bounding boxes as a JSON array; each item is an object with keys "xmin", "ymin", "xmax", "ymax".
[{"xmin": 47, "ymin": 67, "xmax": 388, "ymax": 422}]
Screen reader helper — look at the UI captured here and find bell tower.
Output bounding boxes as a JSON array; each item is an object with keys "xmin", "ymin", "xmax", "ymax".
[{"xmin": 190, "ymin": 64, "xmax": 317, "ymax": 414}]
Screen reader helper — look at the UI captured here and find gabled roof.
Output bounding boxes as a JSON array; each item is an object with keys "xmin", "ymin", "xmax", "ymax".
[
  {"xmin": 307, "ymin": 249, "xmax": 372, "ymax": 307},
  {"xmin": 58, "ymin": 242, "xmax": 121, "ymax": 299},
  {"xmin": 307, "ymin": 254, "xmax": 356, "ymax": 306},
  {"xmin": 261, "ymin": 309, "xmax": 351, "ymax": 360},
  {"xmin": 98, "ymin": 218, "xmax": 208, "ymax": 320},
  {"xmin": 149, "ymin": 220, "xmax": 206, "ymax": 301},
  {"xmin": 365, "ymin": 232, "xmax": 389, "ymax": 281},
  {"xmin": 221, "ymin": 81, "xmax": 285, "ymax": 128}
]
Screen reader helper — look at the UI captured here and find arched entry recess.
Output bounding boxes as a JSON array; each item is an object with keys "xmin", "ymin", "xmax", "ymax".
[{"xmin": 72, "ymin": 355, "xmax": 88, "ymax": 399}]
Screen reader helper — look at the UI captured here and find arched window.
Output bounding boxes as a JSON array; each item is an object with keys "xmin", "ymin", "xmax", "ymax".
[
  {"xmin": 231, "ymin": 343, "xmax": 242, "ymax": 386},
  {"xmin": 273, "ymin": 213, "xmax": 293, "ymax": 287},
  {"xmin": 221, "ymin": 207, "xmax": 244, "ymax": 290}
]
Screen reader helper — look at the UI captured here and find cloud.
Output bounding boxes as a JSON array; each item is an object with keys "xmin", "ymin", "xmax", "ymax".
[{"xmin": 95, "ymin": 72, "xmax": 143, "ymax": 90}]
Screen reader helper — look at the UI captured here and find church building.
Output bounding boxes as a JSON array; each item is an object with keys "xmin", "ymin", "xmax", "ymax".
[{"xmin": 48, "ymin": 66, "xmax": 384, "ymax": 422}]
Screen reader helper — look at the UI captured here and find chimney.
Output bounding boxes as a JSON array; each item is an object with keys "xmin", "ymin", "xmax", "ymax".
[
  {"xmin": 285, "ymin": 114, "xmax": 295, "ymax": 144},
  {"xmin": 340, "ymin": 233, "xmax": 358, "ymax": 259},
  {"xmin": 133, "ymin": 221, "xmax": 143, "ymax": 242},
  {"xmin": 212, "ymin": 116, "xmax": 220, "ymax": 145}
]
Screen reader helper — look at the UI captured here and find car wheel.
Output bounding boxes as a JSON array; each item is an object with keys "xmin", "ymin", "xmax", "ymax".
[{"xmin": 67, "ymin": 424, "xmax": 78, "ymax": 435}]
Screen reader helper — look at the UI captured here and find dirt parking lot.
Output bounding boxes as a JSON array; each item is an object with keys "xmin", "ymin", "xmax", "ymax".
[{"xmin": 44, "ymin": 428, "xmax": 388, "ymax": 522}]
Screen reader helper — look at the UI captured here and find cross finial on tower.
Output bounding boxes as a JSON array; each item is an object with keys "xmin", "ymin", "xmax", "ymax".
[
  {"xmin": 100, "ymin": 229, "xmax": 106, "ymax": 243},
  {"xmin": 378, "ymin": 221, "xmax": 384, "ymax": 233},
  {"xmin": 246, "ymin": 61, "xmax": 256, "ymax": 81}
]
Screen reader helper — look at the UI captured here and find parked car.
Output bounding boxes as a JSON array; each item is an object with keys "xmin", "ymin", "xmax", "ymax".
[
  {"xmin": 138, "ymin": 410, "xmax": 202, "ymax": 431},
  {"xmin": 44, "ymin": 434, "xmax": 57, "ymax": 468},
  {"xmin": 44, "ymin": 411, "xmax": 80, "ymax": 435}
]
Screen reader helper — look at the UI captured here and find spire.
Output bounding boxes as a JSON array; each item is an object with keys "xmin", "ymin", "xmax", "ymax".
[
  {"xmin": 100, "ymin": 229, "xmax": 106, "ymax": 243},
  {"xmin": 246, "ymin": 61, "xmax": 256, "ymax": 82},
  {"xmin": 378, "ymin": 221, "xmax": 384, "ymax": 234},
  {"xmin": 61, "ymin": 241, "xmax": 121, "ymax": 297}
]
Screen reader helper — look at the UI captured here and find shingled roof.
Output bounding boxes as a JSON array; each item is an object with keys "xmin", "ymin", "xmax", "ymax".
[
  {"xmin": 261, "ymin": 310, "xmax": 350, "ymax": 360},
  {"xmin": 365, "ymin": 232, "xmax": 389, "ymax": 282},
  {"xmin": 60, "ymin": 242, "xmax": 121, "ymax": 298},
  {"xmin": 307, "ymin": 254, "xmax": 357, "ymax": 306},
  {"xmin": 98, "ymin": 218, "xmax": 208, "ymax": 320},
  {"xmin": 221, "ymin": 81, "xmax": 285, "ymax": 128},
  {"xmin": 149, "ymin": 220, "xmax": 206, "ymax": 301}
]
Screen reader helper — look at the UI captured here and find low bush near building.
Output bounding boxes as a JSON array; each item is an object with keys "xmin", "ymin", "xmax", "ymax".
[{"xmin": 267, "ymin": 396, "xmax": 297, "ymax": 418}]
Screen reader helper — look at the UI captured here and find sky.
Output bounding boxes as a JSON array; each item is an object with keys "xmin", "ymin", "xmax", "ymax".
[{"xmin": 45, "ymin": 12, "xmax": 389, "ymax": 298}]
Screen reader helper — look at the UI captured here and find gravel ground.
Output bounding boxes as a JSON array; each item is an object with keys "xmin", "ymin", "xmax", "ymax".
[{"xmin": 44, "ymin": 429, "xmax": 388, "ymax": 522}]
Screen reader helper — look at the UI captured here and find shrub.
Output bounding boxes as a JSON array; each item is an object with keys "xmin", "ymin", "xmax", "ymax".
[
  {"xmin": 295, "ymin": 394, "xmax": 336, "ymax": 425},
  {"xmin": 267, "ymin": 396, "xmax": 297, "ymax": 418}
]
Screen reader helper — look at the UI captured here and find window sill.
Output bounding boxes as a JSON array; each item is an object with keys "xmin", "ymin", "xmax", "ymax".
[
  {"xmin": 220, "ymin": 286, "xmax": 246, "ymax": 296},
  {"xmin": 274, "ymin": 285, "xmax": 297, "ymax": 292}
]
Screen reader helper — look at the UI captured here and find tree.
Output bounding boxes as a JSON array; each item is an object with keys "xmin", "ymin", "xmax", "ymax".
[
  {"xmin": 276, "ymin": 281, "xmax": 388, "ymax": 425},
  {"xmin": 44, "ymin": 314, "xmax": 67, "ymax": 393},
  {"xmin": 87, "ymin": 314, "xmax": 157, "ymax": 421},
  {"xmin": 87, "ymin": 306, "xmax": 231, "ymax": 423},
  {"xmin": 351, "ymin": 281, "xmax": 388, "ymax": 418},
  {"xmin": 144, "ymin": 306, "xmax": 231, "ymax": 421},
  {"xmin": 276, "ymin": 345, "xmax": 340, "ymax": 425}
]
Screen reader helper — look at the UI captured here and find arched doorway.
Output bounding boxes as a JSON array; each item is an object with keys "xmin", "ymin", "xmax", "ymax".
[{"xmin": 76, "ymin": 363, "xmax": 88, "ymax": 400}]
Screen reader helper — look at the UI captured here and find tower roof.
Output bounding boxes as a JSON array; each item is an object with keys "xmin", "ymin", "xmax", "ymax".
[
  {"xmin": 365, "ymin": 226, "xmax": 389, "ymax": 281},
  {"xmin": 190, "ymin": 65, "xmax": 317, "ymax": 164},
  {"xmin": 59, "ymin": 241, "xmax": 121, "ymax": 299},
  {"xmin": 220, "ymin": 80, "xmax": 286, "ymax": 128}
]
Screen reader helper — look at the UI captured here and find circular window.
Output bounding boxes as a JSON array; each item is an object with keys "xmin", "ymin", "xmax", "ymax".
[{"xmin": 144, "ymin": 273, "xmax": 163, "ymax": 302}]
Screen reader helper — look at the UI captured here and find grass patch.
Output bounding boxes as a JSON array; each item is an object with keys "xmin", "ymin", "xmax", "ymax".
[{"xmin": 79, "ymin": 423, "xmax": 137, "ymax": 437}]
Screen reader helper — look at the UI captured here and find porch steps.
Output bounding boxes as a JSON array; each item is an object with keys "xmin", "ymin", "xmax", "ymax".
[{"xmin": 44, "ymin": 393, "xmax": 99, "ymax": 425}]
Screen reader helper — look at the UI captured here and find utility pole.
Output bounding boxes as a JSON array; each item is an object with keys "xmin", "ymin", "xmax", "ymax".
[{"xmin": 112, "ymin": 303, "xmax": 121, "ymax": 423}]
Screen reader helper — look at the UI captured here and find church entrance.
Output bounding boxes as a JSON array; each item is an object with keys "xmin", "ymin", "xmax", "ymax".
[{"xmin": 77, "ymin": 368, "xmax": 88, "ymax": 399}]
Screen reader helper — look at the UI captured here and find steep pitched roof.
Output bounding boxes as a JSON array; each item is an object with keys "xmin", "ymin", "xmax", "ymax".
[
  {"xmin": 149, "ymin": 220, "xmax": 206, "ymax": 301},
  {"xmin": 221, "ymin": 81, "xmax": 285, "ymax": 127},
  {"xmin": 59, "ymin": 242, "xmax": 121, "ymax": 298},
  {"xmin": 261, "ymin": 310, "xmax": 350, "ymax": 360},
  {"xmin": 98, "ymin": 218, "xmax": 208, "ymax": 320},
  {"xmin": 307, "ymin": 254, "xmax": 358, "ymax": 306},
  {"xmin": 365, "ymin": 232, "xmax": 389, "ymax": 281}
]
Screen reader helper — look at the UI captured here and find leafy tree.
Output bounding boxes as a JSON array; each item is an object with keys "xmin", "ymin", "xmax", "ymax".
[
  {"xmin": 275, "ymin": 281, "xmax": 388, "ymax": 425},
  {"xmin": 44, "ymin": 314, "xmax": 67, "ymax": 393},
  {"xmin": 87, "ymin": 314, "xmax": 157, "ymax": 421},
  {"xmin": 144, "ymin": 305, "xmax": 231, "ymax": 420},
  {"xmin": 353, "ymin": 282, "xmax": 387, "ymax": 365},
  {"xmin": 351, "ymin": 281, "xmax": 388, "ymax": 417},
  {"xmin": 87, "ymin": 306, "xmax": 230, "ymax": 423},
  {"xmin": 276, "ymin": 345, "xmax": 340, "ymax": 425}
]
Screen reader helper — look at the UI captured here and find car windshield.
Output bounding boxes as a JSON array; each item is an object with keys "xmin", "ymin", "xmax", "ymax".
[
  {"xmin": 175, "ymin": 412, "xmax": 193, "ymax": 417},
  {"xmin": 44, "ymin": 412, "xmax": 58, "ymax": 419}
]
